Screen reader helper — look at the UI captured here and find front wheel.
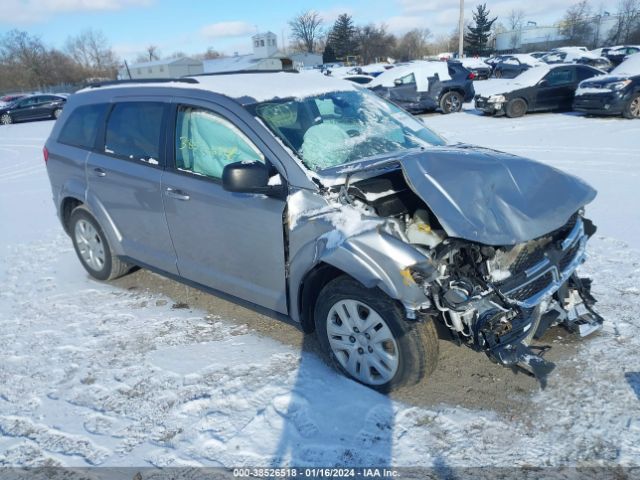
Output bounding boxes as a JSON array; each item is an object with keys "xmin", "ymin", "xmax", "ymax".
[
  {"xmin": 506, "ymin": 98, "xmax": 527, "ymax": 118},
  {"xmin": 53, "ymin": 108, "xmax": 63, "ymax": 119},
  {"xmin": 623, "ymin": 94, "xmax": 640, "ymax": 119},
  {"xmin": 1, "ymin": 113, "xmax": 12, "ymax": 125},
  {"xmin": 440, "ymin": 91, "xmax": 464, "ymax": 114},
  {"xmin": 314, "ymin": 276, "xmax": 439, "ymax": 392},
  {"xmin": 69, "ymin": 206, "xmax": 131, "ymax": 281}
]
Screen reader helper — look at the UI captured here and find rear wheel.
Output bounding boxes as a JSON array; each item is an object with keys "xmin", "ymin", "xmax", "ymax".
[
  {"xmin": 69, "ymin": 206, "xmax": 131, "ymax": 281},
  {"xmin": 440, "ymin": 91, "xmax": 464, "ymax": 114},
  {"xmin": 623, "ymin": 94, "xmax": 640, "ymax": 119},
  {"xmin": 506, "ymin": 98, "xmax": 527, "ymax": 118},
  {"xmin": 314, "ymin": 275, "xmax": 439, "ymax": 392},
  {"xmin": 1, "ymin": 113, "xmax": 12, "ymax": 125}
]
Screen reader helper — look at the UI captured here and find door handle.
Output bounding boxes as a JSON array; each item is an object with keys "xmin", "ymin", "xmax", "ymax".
[
  {"xmin": 165, "ymin": 187, "xmax": 190, "ymax": 201},
  {"xmin": 93, "ymin": 167, "xmax": 107, "ymax": 177}
]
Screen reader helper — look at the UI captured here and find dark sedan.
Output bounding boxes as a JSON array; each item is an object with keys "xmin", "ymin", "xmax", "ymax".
[
  {"xmin": 573, "ymin": 54, "xmax": 640, "ymax": 119},
  {"xmin": 492, "ymin": 54, "xmax": 542, "ymax": 79},
  {"xmin": 606, "ymin": 46, "xmax": 640, "ymax": 66},
  {"xmin": 475, "ymin": 64, "xmax": 603, "ymax": 117},
  {"xmin": 0, "ymin": 94, "xmax": 67, "ymax": 125}
]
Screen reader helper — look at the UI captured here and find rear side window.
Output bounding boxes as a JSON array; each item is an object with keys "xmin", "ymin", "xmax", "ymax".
[
  {"xmin": 104, "ymin": 102, "xmax": 164, "ymax": 163},
  {"xmin": 58, "ymin": 103, "xmax": 108, "ymax": 150}
]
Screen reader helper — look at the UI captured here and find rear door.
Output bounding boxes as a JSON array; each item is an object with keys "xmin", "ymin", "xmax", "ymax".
[
  {"xmin": 86, "ymin": 99, "xmax": 178, "ymax": 274},
  {"xmin": 161, "ymin": 99, "xmax": 288, "ymax": 313},
  {"xmin": 12, "ymin": 97, "xmax": 38, "ymax": 121},
  {"xmin": 535, "ymin": 67, "xmax": 576, "ymax": 111}
]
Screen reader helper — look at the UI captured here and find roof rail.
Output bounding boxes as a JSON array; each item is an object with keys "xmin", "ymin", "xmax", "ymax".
[
  {"xmin": 188, "ymin": 69, "xmax": 299, "ymax": 78},
  {"xmin": 86, "ymin": 78, "xmax": 199, "ymax": 88}
]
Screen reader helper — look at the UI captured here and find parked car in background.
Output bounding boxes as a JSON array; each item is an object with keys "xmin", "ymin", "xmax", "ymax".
[
  {"xmin": 0, "ymin": 94, "xmax": 26, "ymax": 106},
  {"xmin": 45, "ymin": 72, "xmax": 602, "ymax": 391},
  {"xmin": 605, "ymin": 45, "xmax": 640, "ymax": 66},
  {"xmin": 529, "ymin": 51, "xmax": 549, "ymax": 59},
  {"xmin": 574, "ymin": 53, "xmax": 640, "ymax": 119},
  {"xmin": 492, "ymin": 54, "xmax": 544, "ymax": 78},
  {"xmin": 475, "ymin": 64, "xmax": 604, "ymax": 117},
  {"xmin": 0, "ymin": 94, "xmax": 67, "ymax": 125},
  {"xmin": 458, "ymin": 57, "xmax": 491, "ymax": 79},
  {"xmin": 369, "ymin": 61, "xmax": 475, "ymax": 114},
  {"xmin": 543, "ymin": 47, "xmax": 612, "ymax": 71}
]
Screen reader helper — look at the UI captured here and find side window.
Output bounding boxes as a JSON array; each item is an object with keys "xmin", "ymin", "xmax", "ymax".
[
  {"xmin": 577, "ymin": 67, "xmax": 597, "ymax": 81},
  {"xmin": 18, "ymin": 97, "xmax": 37, "ymax": 108},
  {"xmin": 104, "ymin": 102, "xmax": 164, "ymax": 163},
  {"xmin": 58, "ymin": 103, "xmax": 108, "ymax": 149},
  {"xmin": 175, "ymin": 106, "xmax": 264, "ymax": 180},
  {"xmin": 397, "ymin": 73, "xmax": 416, "ymax": 85},
  {"xmin": 544, "ymin": 68, "xmax": 574, "ymax": 86}
]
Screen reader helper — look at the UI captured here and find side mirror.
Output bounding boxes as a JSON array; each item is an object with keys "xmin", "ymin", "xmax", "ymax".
[
  {"xmin": 222, "ymin": 161, "xmax": 283, "ymax": 196},
  {"xmin": 538, "ymin": 79, "xmax": 549, "ymax": 87},
  {"xmin": 394, "ymin": 78, "xmax": 403, "ymax": 86}
]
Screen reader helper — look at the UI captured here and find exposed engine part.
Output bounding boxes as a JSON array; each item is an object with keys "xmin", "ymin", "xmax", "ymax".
[{"xmin": 406, "ymin": 209, "xmax": 444, "ymax": 249}]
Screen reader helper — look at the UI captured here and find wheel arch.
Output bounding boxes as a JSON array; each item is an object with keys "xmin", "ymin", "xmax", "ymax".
[{"xmin": 298, "ymin": 262, "xmax": 347, "ymax": 333}]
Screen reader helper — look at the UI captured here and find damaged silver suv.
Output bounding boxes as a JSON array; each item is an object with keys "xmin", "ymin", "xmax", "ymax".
[{"xmin": 45, "ymin": 72, "xmax": 603, "ymax": 392}]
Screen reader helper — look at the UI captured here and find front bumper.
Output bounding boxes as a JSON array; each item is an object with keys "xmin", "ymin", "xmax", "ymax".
[
  {"xmin": 573, "ymin": 91, "xmax": 628, "ymax": 115},
  {"xmin": 475, "ymin": 96, "xmax": 505, "ymax": 115}
]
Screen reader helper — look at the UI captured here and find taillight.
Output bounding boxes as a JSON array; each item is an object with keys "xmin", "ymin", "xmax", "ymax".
[
  {"xmin": 43, "ymin": 146, "xmax": 49, "ymax": 164},
  {"xmin": 468, "ymin": 72, "xmax": 476, "ymax": 80}
]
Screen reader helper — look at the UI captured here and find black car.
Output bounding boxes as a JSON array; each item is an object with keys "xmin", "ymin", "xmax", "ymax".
[
  {"xmin": 0, "ymin": 94, "xmax": 67, "ymax": 125},
  {"xmin": 492, "ymin": 55, "xmax": 542, "ymax": 79},
  {"xmin": 606, "ymin": 46, "xmax": 640, "ymax": 66},
  {"xmin": 573, "ymin": 55, "xmax": 640, "ymax": 119},
  {"xmin": 369, "ymin": 61, "xmax": 475, "ymax": 114},
  {"xmin": 475, "ymin": 64, "xmax": 603, "ymax": 117}
]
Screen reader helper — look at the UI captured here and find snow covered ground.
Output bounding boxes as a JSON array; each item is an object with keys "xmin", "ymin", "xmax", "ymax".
[{"xmin": 0, "ymin": 112, "xmax": 639, "ymax": 471}]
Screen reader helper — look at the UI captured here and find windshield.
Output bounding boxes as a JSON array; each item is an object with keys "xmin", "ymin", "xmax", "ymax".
[
  {"xmin": 250, "ymin": 89, "xmax": 446, "ymax": 171},
  {"xmin": 611, "ymin": 53, "xmax": 640, "ymax": 77}
]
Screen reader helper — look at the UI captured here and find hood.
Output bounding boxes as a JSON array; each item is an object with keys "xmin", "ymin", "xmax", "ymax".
[{"xmin": 398, "ymin": 146, "xmax": 596, "ymax": 245}]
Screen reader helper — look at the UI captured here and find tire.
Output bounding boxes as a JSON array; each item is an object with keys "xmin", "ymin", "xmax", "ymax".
[
  {"xmin": 1, "ymin": 113, "xmax": 12, "ymax": 125},
  {"xmin": 53, "ymin": 108, "xmax": 63, "ymax": 119},
  {"xmin": 440, "ymin": 91, "xmax": 464, "ymax": 114},
  {"xmin": 69, "ymin": 206, "xmax": 131, "ymax": 281},
  {"xmin": 623, "ymin": 93, "xmax": 640, "ymax": 119},
  {"xmin": 505, "ymin": 98, "xmax": 527, "ymax": 118},
  {"xmin": 314, "ymin": 275, "xmax": 439, "ymax": 392}
]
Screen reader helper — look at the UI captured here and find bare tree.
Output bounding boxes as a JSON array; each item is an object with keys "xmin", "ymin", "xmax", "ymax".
[
  {"xmin": 507, "ymin": 9, "xmax": 526, "ymax": 49},
  {"xmin": 0, "ymin": 30, "xmax": 48, "ymax": 89},
  {"xmin": 355, "ymin": 24, "xmax": 396, "ymax": 64},
  {"xmin": 288, "ymin": 10, "xmax": 323, "ymax": 53},
  {"xmin": 65, "ymin": 29, "xmax": 117, "ymax": 75},
  {"xmin": 395, "ymin": 28, "xmax": 432, "ymax": 61},
  {"xmin": 146, "ymin": 45, "xmax": 160, "ymax": 61},
  {"xmin": 560, "ymin": 0, "xmax": 594, "ymax": 46},
  {"xmin": 609, "ymin": 0, "xmax": 640, "ymax": 43}
]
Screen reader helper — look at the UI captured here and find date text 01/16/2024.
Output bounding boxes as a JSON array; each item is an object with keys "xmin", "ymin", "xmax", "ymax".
[{"xmin": 232, "ymin": 468, "xmax": 400, "ymax": 478}]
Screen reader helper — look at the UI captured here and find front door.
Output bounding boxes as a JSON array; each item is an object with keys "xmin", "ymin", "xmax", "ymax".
[
  {"xmin": 535, "ymin": 67, "xmax": 577, "ymax": 111},
  {"xmin": 86, "ymin": 100, "xmax": 178, "ymax": 274},
  {"xmin": 162, "ymin": 101, "xmax": 288, "ymax": 313}
]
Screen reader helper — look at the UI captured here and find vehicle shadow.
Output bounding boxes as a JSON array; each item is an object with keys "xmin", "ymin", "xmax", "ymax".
[
  {"xmin": 269, "ymin": 333, "xmax": 396, "ymax": 469},
  {"xmin": 624, "ymin": 372, "xmax": 640, "ymax": 400}
]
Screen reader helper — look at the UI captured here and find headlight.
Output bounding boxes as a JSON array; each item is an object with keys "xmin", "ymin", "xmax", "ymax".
[
  {"xmin": 609, "ymin": 79, "xmax": 632, "ymax": 91},
  {"xmin": 488, "ymin": 94, "xmax": 506, "ymax": 103}
]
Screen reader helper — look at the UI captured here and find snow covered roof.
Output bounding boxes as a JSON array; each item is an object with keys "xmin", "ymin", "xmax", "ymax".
[
  {"xmin": 611, "ymin": 52, "xmax": 640, "ymax": 76},
  {"xmin": 78, "ymin": 72, "xmax": 360, "ymax": 104},
  {"xmin": 502, "ymin": 54, "xmax": 544, "ymax": 66},
  {"xmin": 130, "ymin": 57, "xmax": 201, "ymax": 68},
  {"xmin": 475, "ymin": 64, "xmax": 551, "ymax": 97}
]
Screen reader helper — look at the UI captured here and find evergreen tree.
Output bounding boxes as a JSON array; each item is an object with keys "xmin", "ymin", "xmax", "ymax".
[
  {"xmin": 464, "ymin": 4, "xmax": 497, "ymax": 55},
  {"xmin": 322, "ymin": 44, "xmax": 337, "ymax": 63},
  {"xmin": 327, "ymin": 14, "xmax": 358, "ymax": 60}
]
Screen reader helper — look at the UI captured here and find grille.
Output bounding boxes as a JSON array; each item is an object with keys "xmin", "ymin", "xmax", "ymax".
[
  {"xmin": 509, "ymin": 246, "xmax": 546, "ymax": 274},
  {"xmin": 559, "ymin": 242, "xmax": 580, "ymax": 271},
  {"xmin": 506, "ymin": 272, "xmax": 554, "ymax": 301}
]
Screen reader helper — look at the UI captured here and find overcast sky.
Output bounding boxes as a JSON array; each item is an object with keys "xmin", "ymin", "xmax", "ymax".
[{"xmin": 1, "ymin": 0, "xmax": 620, "ymax": 60}]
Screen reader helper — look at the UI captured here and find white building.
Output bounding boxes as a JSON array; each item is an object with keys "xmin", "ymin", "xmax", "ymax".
[
  {"xmin": 203, "ymin": 32, "xmax": 292, "ymax": 73},
  {"xmin": 120, "ymin": 57, "xmax": 203, "ymax": 79}
]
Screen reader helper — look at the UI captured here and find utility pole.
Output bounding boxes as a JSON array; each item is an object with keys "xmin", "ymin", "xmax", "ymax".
[{"xmin": 458, "ymin": 0, "xmax": 464, "ymax": 58}]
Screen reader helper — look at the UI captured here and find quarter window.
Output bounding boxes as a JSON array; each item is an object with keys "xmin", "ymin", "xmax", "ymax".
[
  {"xmin": 58, "ymin": 103, "xmax": 108, "ymax": 149},
  {"xmin": 104, "ymin": 102, "xmax": 164, "ymax": 163},
  {"xmin": 175, "ymin": 106, "xmax": 264, "ymax": 180}
]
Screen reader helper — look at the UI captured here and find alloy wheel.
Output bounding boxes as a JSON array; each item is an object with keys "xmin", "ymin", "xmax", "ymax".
[
  {"xmin": 1, "ymin": 114, "xmax": 12, "ymax": 125},
  {"xmin": 74, "ymin": 219, "xmax": 106, "ymax": 272},
  {"xmin": 630, "ymin": 97, "xmax": 640, "ymax": 118},
  {"xmin": 326, "ymin": 299, "xmax": 399, "ymax": 385}
]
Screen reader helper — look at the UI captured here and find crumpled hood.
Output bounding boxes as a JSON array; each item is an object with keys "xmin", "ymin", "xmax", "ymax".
[{"xmin": 399, "ymin": 146, "xmax": 597, "ymax": 245}]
